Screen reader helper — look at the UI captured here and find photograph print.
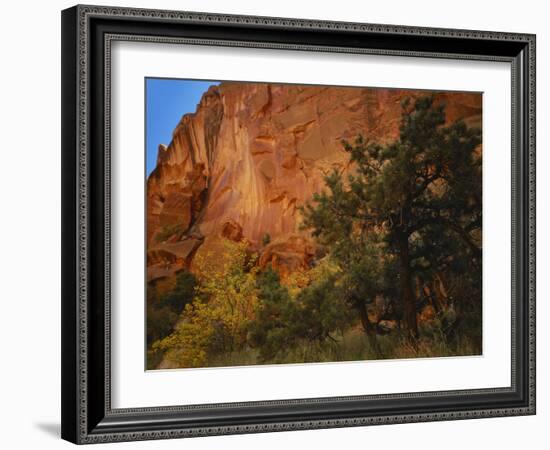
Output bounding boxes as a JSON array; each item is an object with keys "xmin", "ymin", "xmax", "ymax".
[{"xmin": 145, "ymin": 79, "xmax": 483, "ymax": 370}]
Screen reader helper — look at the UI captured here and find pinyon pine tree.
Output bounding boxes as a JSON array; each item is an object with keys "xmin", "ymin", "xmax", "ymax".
[{"xmin": 302, "ymin": 96, "xmax": 482, "ymax": 339}]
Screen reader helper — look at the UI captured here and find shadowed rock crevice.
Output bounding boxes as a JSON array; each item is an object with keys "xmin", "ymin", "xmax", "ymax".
[{"xmin": 147, "ymin": 82, "xmax": 481, "ymax": 281}]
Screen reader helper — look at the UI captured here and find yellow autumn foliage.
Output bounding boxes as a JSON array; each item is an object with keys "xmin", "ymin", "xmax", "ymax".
[
  {"xmin": 153, "ymin": 239, "xmax": 259, "ymax": 368},
  {"xmin": 284, "ymin": 256, "xmax": 341, "ymax": 299}
]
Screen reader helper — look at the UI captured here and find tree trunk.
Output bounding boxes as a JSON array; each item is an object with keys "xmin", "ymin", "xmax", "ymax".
[
  {"xmin": 398, "ymin": 232, "xmax": 418, "ymax": 339},
  {"xmin": 358, "ymin": 302, "xmax": 382, "ymax": 357}
]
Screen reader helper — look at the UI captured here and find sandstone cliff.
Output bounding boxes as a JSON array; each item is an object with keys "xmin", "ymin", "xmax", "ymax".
[{"xmin": 146, "ymin": 82, "xmax": 481, "ymax": 282}]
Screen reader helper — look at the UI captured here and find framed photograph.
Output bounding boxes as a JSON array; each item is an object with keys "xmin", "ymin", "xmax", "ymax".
[{"xmin": 61, "ymin": 4, "xmax": 536, "ymax": 444}]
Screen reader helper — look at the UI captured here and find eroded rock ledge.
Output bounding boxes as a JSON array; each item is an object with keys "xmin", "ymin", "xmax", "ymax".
[{"xmin": 147, "ymin": 83, "xmax": 481, "ymax": 281}]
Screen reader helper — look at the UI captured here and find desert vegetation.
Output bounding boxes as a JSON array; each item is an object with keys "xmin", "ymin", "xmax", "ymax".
[{"xmin": 146, "ymin": 95, "xmax": 482, "ymax": 369}]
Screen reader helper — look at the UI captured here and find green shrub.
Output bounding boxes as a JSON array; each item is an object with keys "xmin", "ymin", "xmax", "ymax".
[
  {"xmin": 146, "ymin": 271, "xmax": 198, "ymax": 349},
  {"xmin": 155, "ymin": 223, "xmax": 186, "ymax": 242},
  {"xmin": 248, "ymin": 265, "xmax": 353, "ymax": 363}
]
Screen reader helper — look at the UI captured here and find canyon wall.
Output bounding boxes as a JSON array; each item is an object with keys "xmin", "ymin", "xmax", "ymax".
[{"xmin": 146, "ymin": 82, "xmax": 481, "ymax": 281}]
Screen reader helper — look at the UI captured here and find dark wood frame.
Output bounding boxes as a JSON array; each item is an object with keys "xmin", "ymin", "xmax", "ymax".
[{"xmin": 61, "ymin": 4, "xmax": 536, "ymax": 444}]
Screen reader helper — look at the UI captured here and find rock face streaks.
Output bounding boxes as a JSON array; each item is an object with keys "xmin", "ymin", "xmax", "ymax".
[{"xmin": 147, "ymin": 82, "xmax": 482, "ymax": 281}]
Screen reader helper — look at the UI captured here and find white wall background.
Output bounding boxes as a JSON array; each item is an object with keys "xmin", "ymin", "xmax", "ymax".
[{"xmin": 0, "ymin": 0, "xmax": 545, "ymax": 448}]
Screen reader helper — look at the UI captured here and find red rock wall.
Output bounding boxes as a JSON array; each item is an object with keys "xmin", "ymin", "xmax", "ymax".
[{"xmin": 146, "ymin": 82, "xmax": 481, "ymax": 281}]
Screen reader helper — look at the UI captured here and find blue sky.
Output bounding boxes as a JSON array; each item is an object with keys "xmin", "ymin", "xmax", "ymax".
[{"xmin": 146, "ymin": 78, "xmax": 220, "ymax": 176}]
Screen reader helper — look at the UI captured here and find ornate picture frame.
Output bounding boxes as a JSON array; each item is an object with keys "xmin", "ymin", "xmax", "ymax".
[{"xmin": 61, "ymin": 4, "xmax": 536, "ymax": 444}]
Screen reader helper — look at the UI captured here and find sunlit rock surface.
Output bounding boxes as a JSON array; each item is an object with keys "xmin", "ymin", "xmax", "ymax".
[{"xmin": 147, "ymin": 82, "xmax": 481, "ymax": 280}]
